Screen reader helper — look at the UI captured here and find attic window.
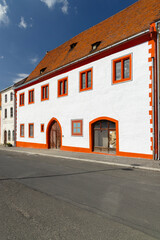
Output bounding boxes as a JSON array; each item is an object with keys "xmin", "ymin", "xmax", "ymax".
[
  {"xmin": 40, "ymin": 67, "xmax": 47, "ymax": 74},
  {"xmin": 91, "ymin": 41, "xmax": 101, "ymax": 51},
  {"xmin": 70, "ymin": 42, "xmax": 77, "ymax": 51}
]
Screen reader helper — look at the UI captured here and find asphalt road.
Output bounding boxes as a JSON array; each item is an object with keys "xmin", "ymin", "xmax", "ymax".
[{"xmin": 0, "ymin": 149, "xmax": 160, "ymax": 240}]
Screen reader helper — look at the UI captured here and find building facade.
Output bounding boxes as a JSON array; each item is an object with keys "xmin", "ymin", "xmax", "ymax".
[
  {"xmin": 1, "ymin": 87, "xmax": 15, "ymax": 146},
  {"xmin": 15, "ymin": 0, "xmax": 160, "ymax": 159}
]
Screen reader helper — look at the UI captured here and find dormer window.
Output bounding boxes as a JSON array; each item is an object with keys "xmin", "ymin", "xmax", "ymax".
[
  {"xmin": 40, "ymin": 67, "xmax": 47, "ymax": 74},
  {"xmin": 70, "ymin": 42, "xmax": 77, "ymax": 51},
  {"xmin": 91, "ymin": 41, "xmax": 101, "ymax": 51}
]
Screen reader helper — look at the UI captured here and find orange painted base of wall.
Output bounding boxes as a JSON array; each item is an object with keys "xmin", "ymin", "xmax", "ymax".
[
  {"xmin": 16, "ymin": 141, "xmax": 153, "ymax": 159},
  {"xmin": 16, "ymin": 141, "xmax": 48, "ymax": 149}
]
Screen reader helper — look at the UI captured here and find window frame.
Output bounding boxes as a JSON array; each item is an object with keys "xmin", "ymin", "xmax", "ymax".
[
  {"xmin": 10, "ymin": 92, "xmax": 13, "ymax": 101},
  {"xmin": 71, "ymin": 120, "xmax": 83, "ymax": 136},
  {"xmin": 79, "ymin": 68, "xmax": 93, "ymax": 92},
  {"xmin": 28, "ymin": 89, "xmax": 34, "ymax": 104},
  {"xmin": 58, "ymin": 77, "xmax": 68, "ymax": 97},
  {"xmin": 41, "ymin": 84, "xmax": 49, "ymax": 101},
  {"xmin": 41, "ymin": 124, "xmax": 44, "ymax": 132},
  {"xmin": 28, "ymin": 123, "xmax": 34, "ymax": 138},
  {"xmin": 112, "ymin": 54, "xmax": 132, "ymax": 84},
  {"xmin": 20, "ymin": 124, "xmax": 25, "ymax": 137},
  {"xmin": 19, "ymin": 93, "xmax": 25, "ymax": 106}
]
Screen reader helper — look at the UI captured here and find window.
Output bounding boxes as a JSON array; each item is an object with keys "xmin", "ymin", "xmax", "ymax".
[
  {"xmin": 91, "ymin": 41, "xmax": 101, "ymax": 51},
  {"xmin": 70, "ymin": 42, "xmax": 77, "ymax": 51},
  {"xmin": 10, "ymin": 92, "xmax": 13, "ymax": 101},
  {"xmin": 5, "ymin": 109, "xmax": 7, "ymax": 118},
  {"xmin": 12, "ymin": 130, "xmax": 14, "ymax": 141},
  {"xmin": 29, "ymin": 123, "xmax": 34, "ymax": 138},
  {"xmin": 113, "ymin": 54, "xmax": 132, "ymax": 84},
  {"xmin": 5, "ymin": 94, "xmax": 7, "ymax": 103},
  {"xmin": 19, "ymin": 93, "xmax": 25, "ymax": 106},
  {"xmin": 20, "ymin": 124, "xmax": 24, "ymax": 137},
  {"xmin": 8, "ymin": 130, "xmax": 11, "ymax": 141},
  {"xmin": 40, "ymin": 67, "xmax": 47, "ymax": 74},
  {"xmin": 80, "ymin": 68, "xmax": 92, "ymax": 92},
  {"xmin": 28, "ymin": 89, "xmax": 34, "ymax": 104},
  {"xmin": 41, "ymin": 84, "xmax": 49, "ymax": 101},
  {"xmin": 10, "ymin": 107, "xmax": 13, "ymax": 118},
  {"xmin": 58, "ymin": 77, "xmax": 68, "ymax": 97},
  {"xmin": 71, "ymin": 120, "xmax": 83, "ymax": 136},
  {"xmin": 41, "ymin": 124, "xmax": 44, "ymax": 132}
]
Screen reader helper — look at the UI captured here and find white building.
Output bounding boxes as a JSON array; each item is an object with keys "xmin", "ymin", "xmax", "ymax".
[
  {"xmin": 15, "ymin": 0, "xmax": 160, "ymax": 159},
  {"xmin": 1, "ymin": 86, "xmax": 15, "ymax": 146}
]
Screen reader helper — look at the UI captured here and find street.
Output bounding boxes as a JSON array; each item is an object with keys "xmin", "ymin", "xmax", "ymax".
[{"xmin": 0, "ymin": 149, "xmax": 160, "ymax": 240}]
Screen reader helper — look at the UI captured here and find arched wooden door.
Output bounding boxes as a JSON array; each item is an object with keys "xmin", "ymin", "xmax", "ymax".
[
  {"xmin": 49, "ymin": 121, "xmax": 61, "ymax": 149},
  {"xmin": 92, "ymin": 120, "xmax": 116, "ymax": 154}
]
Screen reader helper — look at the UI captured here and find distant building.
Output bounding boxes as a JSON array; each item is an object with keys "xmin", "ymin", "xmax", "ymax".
[{"xmin": 14, "ymin": 0, "xmax": 160, "ymax": 159}]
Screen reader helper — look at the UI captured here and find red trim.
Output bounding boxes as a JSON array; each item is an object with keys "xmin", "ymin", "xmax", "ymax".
[
  {"xmin": 28, "ymin": 89, "xmax": 34, "ymax": 104},
  {"xmin": 112, "ymin": 54, "xmax": 132, "ymax": 84},
  {"xmin": 71, "ymin": 120, "xmax": 83, "ymax": 136},
  {"xmin": 46, "ymin": 117, "xmax": 62, "ymax": 149},
  {"xmin": 89, "ymin": 116, "xmax": 119, "ymax": 154},
  {"xmin": 20, "ymin": 124, "xmax": 24, "ymax": 137},
  {"xmin": 29, "ymin": 123, "xmax": 34, "ymax": 138},
  {"xmin": 15, "ymin": 33, "xmax": 151, "ymax": 93},
  {"xmin": 16, "ymin": 141, "xmax": 47, "ymax": 149},
  {"xmin": 41, "ymin": 84, "xmax": 49, "ymax": 101},
  {"xmin": 19, "ymin": 93, "xmax": 25, "ymax": 106},
  {"xmin": 79, "ymin": 68, "xmax": 93, "ymax": 92},
  {"xmin": 58, "ymin": 77, "xmax": 68, "ymax": 97}
]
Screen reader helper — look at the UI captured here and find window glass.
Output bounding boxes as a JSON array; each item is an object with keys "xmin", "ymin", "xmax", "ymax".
[
  {"xmin": 81, "ymin": 73, "xmax": 86, "ymax": 89},
  {"xmin": 8, "ymin": 130, "xmax": 11, "ymax": 141},
  {"xmin": 87, "ymin": 71, "xmax": 91, "ymax": 88},
  {"xmin": 124, "ymin": 58, "xmax": 130, "ymax": 79},
  {"xmin": 115, "ymin": 61, "xmax": 121, "ymax": 80},
  {"xmin": 109, "ymin": 122, "xmax": 116, "ymax": 129},
  {"xmin": 101, "ymin": 121, "xmax": 108, "ymax": 128},
  {"xmin": 46, "ymin": 86, "xmax": 48, "ymax": 99},
  {"xmin": 12, "ymin": 130, "xmax": 14, "ymax": 141},
  {"xmin": 64, "ymin": 80, "xmax": 67, "ymax": 94},
  {"xmin": 30, "ymin": 125, "xmax": 33, "ymax": 137},
  {"xmin": 60, "ymin": 82, "xmax": 63, "ymax": 95}
]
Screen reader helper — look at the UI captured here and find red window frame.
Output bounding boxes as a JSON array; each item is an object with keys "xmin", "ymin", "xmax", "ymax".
[
  {"xmin": 29, "ymin": 123, "xmax": 34, "ymax": 138},
  {"xmin": 19, "ymin": 93, "xmax": 25, "ymax": 106},
  {"xmin": 41, "ymin": 124, "xmax": 44, "ymax": 132},
  {"xmin": 41, "ymin": 84, "xmax": 49, "ymax": 101},
  {"xmin": 58, "ymin": 77, "xmax": 68, "ymax": 97},
  {"xmin": 112, "ymin": 54, "xmax": 132, "ymax": 84},
  {"xmin": 20, "ymin": 124, "xmax": 24, "ymax": 137},
  {"xmin": 79, "ymin": 68, "xmax": 93, "ymax": 92},
  {"xmin": 28, "ymin": 89, "xmax": 34, "ymax": 104},
  {"xmin": 71, "ymin": 120, "xmax": 83, "ymax": 136}
]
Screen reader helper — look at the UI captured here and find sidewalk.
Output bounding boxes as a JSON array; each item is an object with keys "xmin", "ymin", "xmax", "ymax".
[{"xmin": 0, "ymin": 145, "xmax": 160, "ymax": 172}]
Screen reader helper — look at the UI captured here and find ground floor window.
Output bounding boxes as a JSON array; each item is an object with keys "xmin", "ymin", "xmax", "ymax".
[{"xmin": 92, "ymin": 120, "xmax": 116, "ymax": 154}]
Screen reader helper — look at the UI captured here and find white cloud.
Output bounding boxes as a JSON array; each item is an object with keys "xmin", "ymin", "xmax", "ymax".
[
  {"xmin": 41, "ymin": 0, "xmax": 69, "ymax": 14},
  {"xmin": 0, "ymin": 55, "xmax": 4, "ymax": 59},
  {"xmin": 13, "ymin": 73, "xmax": 28, "ymax": 83},
  {"xmin": 0, "ymin": 0, "xmax": 9, "ymax": 25},
  {"xmin": 19, "ymin": 16, "xmax": 27, "ymax": 29},
  {"xmin": 30, "ymin": 57, "xmax": 39, "ymax": 65}
]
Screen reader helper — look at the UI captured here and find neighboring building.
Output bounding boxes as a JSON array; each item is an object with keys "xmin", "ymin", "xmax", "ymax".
[
  {"xmin": 0, "ymin": 93, "xmax": 1, "ymax": 144},
  {"xmin": 1, "ymin": 86, "xmax": 15, "ymax": 146},
  {"xmin": 15, "ymin": 0, "xmax": 160, "ymax": 159}
]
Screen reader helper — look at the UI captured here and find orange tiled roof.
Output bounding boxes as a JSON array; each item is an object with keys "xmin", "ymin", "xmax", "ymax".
[{"xmin": 26, "ymin": 0, "xmax": 160, "ymax": 83}]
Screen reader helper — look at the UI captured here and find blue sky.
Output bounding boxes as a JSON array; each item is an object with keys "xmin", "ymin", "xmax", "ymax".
[{"xmin": 0, "ymin": 0, "xmax": 137, "ymax": 91}]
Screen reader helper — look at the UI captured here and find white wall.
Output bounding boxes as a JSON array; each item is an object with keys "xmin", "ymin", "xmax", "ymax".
[{"xmin": 16, "ymin": 41, "xmax": 152, "ymax": 155}]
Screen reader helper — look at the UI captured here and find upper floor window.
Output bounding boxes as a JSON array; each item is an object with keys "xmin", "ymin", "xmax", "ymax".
[
  {"xmin": 5, "ymin": 94, "xmax": 7, "ymax": 103},
  {"xmin": 80, "ymin": 68, "xmax": 92, "ymax": 92},
  {"xmin": 71, "ymin": 120, "xmax": 83, "ymax": 136},
  {"xmin": 41, "ymin": 84, "xmax": 49, "ymax": 101},
  {"xmin": 28, "ymin": 89, "xmax": 34, "ymax": 104},
  {"xmin": 58, "ymin": 77, "xmax": 68, "ymax": 97},
  {"xmin": 112, "ymin": 54, "xmax": 132, "ymax": 84},
  {"xmin": 19, "ymin": 93, "xmax": 25, "ymax": 106},
  {"xmin": 29, "ymin": 123, "xmax": 34, "ymax": 138},
  {"xmin": 5, "ymin": 109, "xmax": 7, "ymax": 118},
  {"xmin": 10, "ymin": 92, "xmax": 13, "ymax": 101},
  {"xmin": 10, "ymin": 107, "xmax": 13, "ymax": 118}
]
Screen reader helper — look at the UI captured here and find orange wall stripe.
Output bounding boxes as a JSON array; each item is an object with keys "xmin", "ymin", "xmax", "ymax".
[{"xmin": 16, "ymin": 141, "xmax": 48, "ymax": 149}]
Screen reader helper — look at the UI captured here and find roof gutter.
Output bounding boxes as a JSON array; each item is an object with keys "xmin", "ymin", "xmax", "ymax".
[{"xmin": 14, "ymin": 29, "xmax": 149, "ymax": 90}]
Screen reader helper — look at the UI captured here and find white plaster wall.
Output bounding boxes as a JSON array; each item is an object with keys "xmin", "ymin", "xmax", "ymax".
[
  {"xmin": 1, "ymin": 89, "xmax": 15, "ymax": 145},
  {"xmin": 17, "ymin": 41, "xmax": 152, "ymax": 155}
]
